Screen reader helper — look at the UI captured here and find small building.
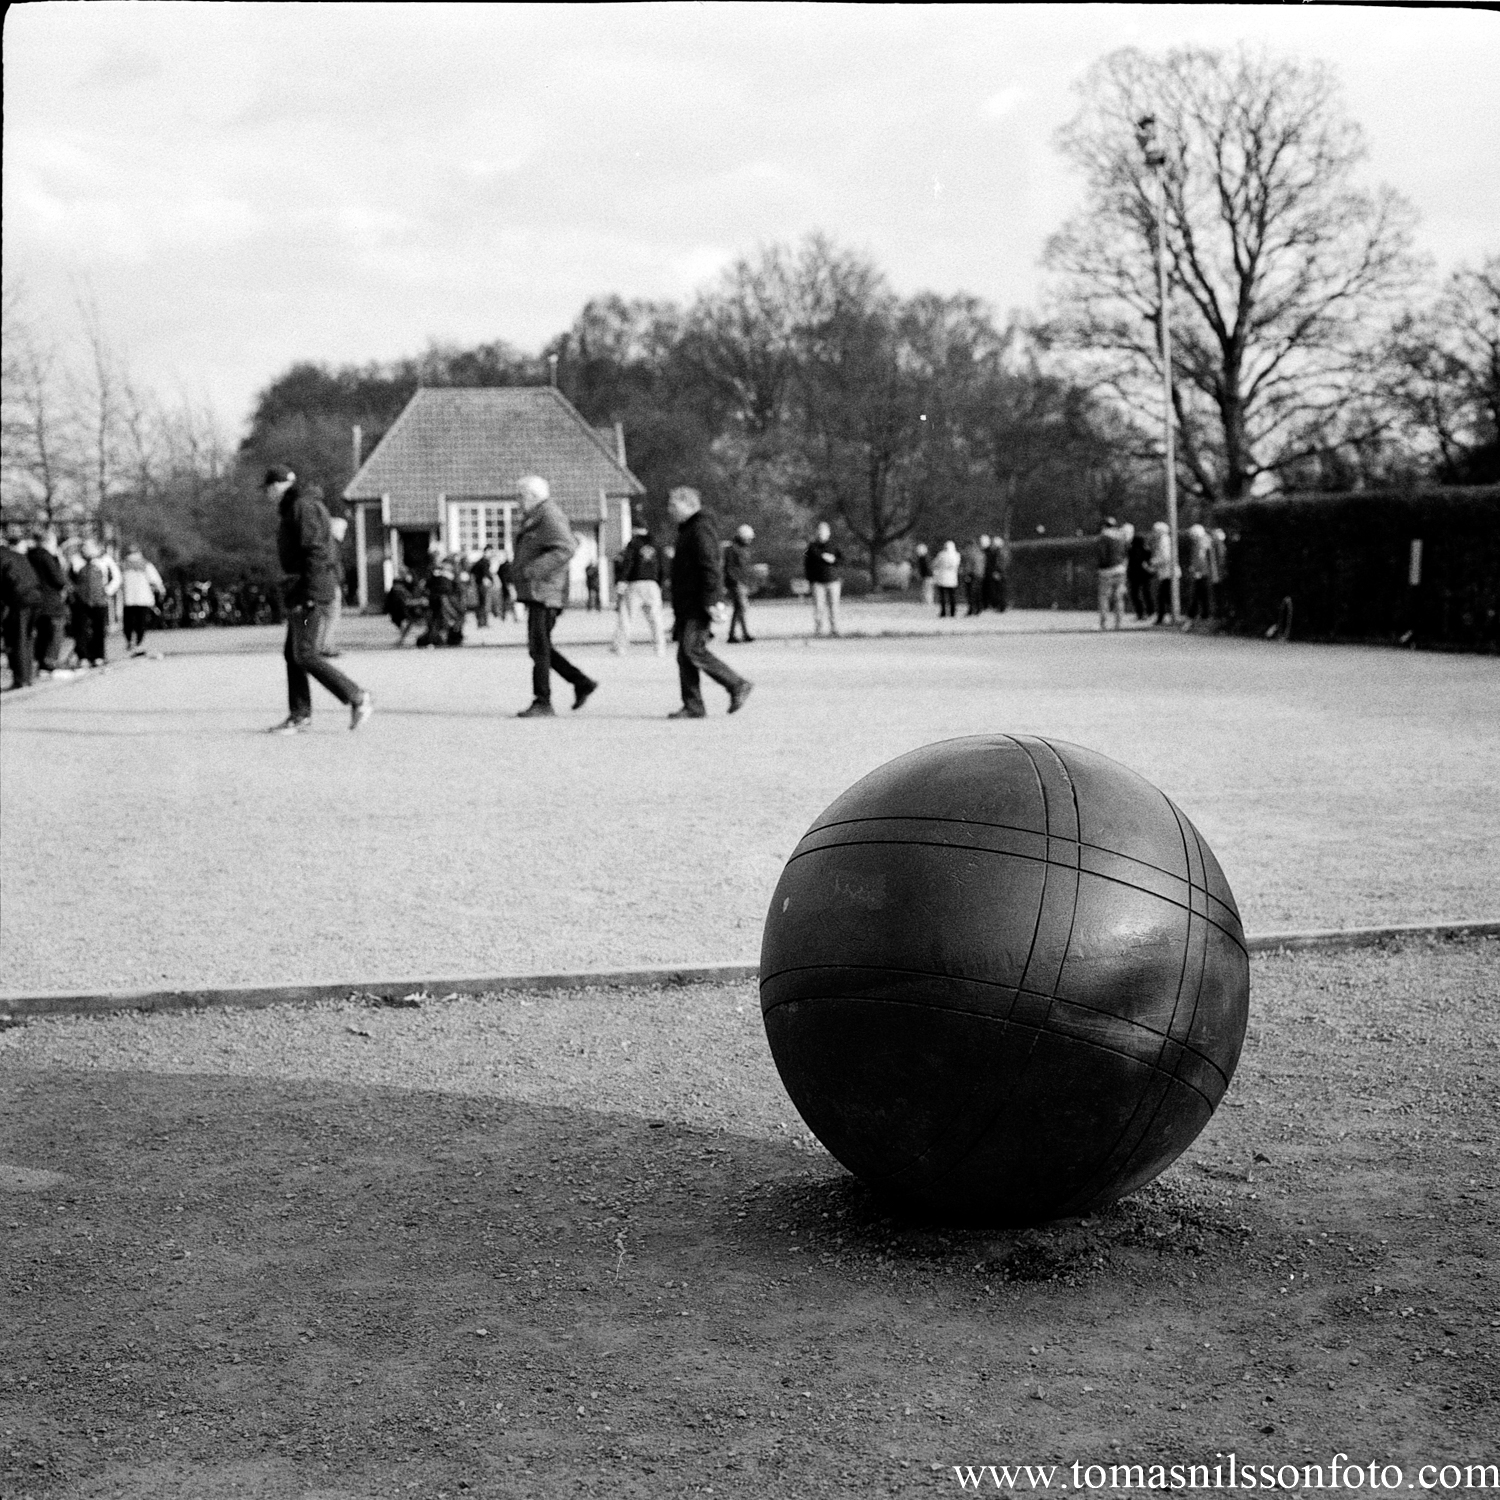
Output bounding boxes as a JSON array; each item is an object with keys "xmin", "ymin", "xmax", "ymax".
[{"xmin": 342, "ymin": 385, "xmax": 645, "ymax": 608}]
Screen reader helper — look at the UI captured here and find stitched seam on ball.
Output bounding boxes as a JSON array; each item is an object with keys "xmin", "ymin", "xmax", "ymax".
[
  {"xmin": 793, "ymin": 817, "xmax": 1210, "ymax": 900},
  {"xmin": 763, "ymin": 990, "xmax": 1225, "ymax": 1114},
  {"xmin": 758, "ymin": 966, "xmax": 1233, "ymax": 1092}
]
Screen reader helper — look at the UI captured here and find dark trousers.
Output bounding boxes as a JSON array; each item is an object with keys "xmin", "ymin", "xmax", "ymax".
[
  {"xmin": 1187, "ymin": 578, "xmax": 1215, "ymax": 620},
  {"xmin": 123, "ymin": 605, "xmax": 153, "ymax": 648},
  {"xmin": 937, "ymin": 586, "xmax": 957, "ymax": 618},
  {"xmin": 3, "ymin": 606, "xmax": 36, "ymax": 689},
  {"xmin": 81, "ymin": 605, "xmax": 110, "ymax": 663},
  {"xmin": 34, "ymin": 612, "xmax": 68, "ymax": 670},
  {"xmin": 1128, "ymin": 570, "xmax": 1152, "ymax": 620},
  {"xmin": 285, "ymin": 602, "xmax": 362, "ymax": 718},
  {"xmin": 965, "ymin": 579, "xmax": 983, "ymax": 616},
  {"xmin": 728, "ymin": 585, "xmax": 752, "ymax": 642},
  {"xmin": 526, "ymin": 602, "xmax": 590, "ymax": 703},
  {"xmin": 677, "ymin": 617, "xmax": 746, "ymax": 712},
  {"xmin": 1154, "ymin": 579, "xmax": 1174, "ymax": 624}
]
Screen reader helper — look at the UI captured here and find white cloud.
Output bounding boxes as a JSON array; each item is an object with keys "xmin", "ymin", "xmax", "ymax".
[{"xmin": 980, "ymin": 86, "xmax": 1029, "ymax": 120}]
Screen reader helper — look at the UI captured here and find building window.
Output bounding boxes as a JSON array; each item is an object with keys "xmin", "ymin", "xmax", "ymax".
[{"xmin": 452, "ymin": 501, "xmax": 513, "ymax": 555}]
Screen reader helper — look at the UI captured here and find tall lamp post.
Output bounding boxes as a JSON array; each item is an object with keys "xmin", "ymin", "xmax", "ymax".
[{"xmin": 1137, "ymin": 114, "xmax": 1180, "ymax": 623}]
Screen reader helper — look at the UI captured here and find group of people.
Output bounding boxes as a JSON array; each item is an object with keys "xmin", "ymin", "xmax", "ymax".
[
  {"xmin": 1, "ymin": 525, "xmax": 167, "ymax": 690},
  {"xmin": 386, "ymin": 544, "xmax": 521, "ymax": 649},
  {"xmin": 1096, "ymin": 517, "xmax": 1227, "ymax": 630},
  {"xmin": 261, "ymin": 466, "xmax": 754, "ymax": 730},
  {"xmin": 912, "ymin": 536, "xmax": 1010, "ymax": 618}
]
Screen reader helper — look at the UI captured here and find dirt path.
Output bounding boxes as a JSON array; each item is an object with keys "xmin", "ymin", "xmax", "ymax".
[{"xmin": 2, "ymin": 937, "xmax": 1496, "ymax": 1498}]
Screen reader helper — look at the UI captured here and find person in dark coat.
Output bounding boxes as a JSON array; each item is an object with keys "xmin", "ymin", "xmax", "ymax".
[
  {"xmin": 1, "ymin": 526, "xmax": 43, "ymax": 690},
  {"xmin": 471, "ymin": 546, "xmax": 495, "ymax": 627},
  {"xmin": 1126, "ymin": 526, "xmax": 1152, "ymax": 622},
  {"xmin": 668, "ymin": 487, "xmax": 752, "ymax": 718},
  {"xmin": 723, "ymin": 524, "xmax": 756, "ymax": 643},
  {"xmin": 983, "ymin": 536, "xmax": 1009, "ymax": 612},
  {"xmin": 28, "ymin": 528, "xmax": 71, "ymax": 673},
  {"xmin": 511, "ymin": 474, "xmax": 597, "ymax": 718},
  {"xmin": 265, "ymin": 464, "xmax": 372, "ymax": 733}
]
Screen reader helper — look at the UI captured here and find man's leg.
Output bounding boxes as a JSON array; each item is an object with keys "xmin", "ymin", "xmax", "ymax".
[
  {"xmin": 291, "ymin": 603, "xmax": 363, "ymax": 705},
  {"xmin": 642, "ymin": 583, "xmax": 667, "ymax": 655},
  {"xmin": 527, "ymin": 603, "xmax": 554, "ymax": 702},
  {"xmin": 284, "ymin": 615, "xmax": 313, "ymax": 720},
  {"xmin": 682, "ymin": 617, "xmax": 747, "ymax": 704},
  {"xmin": 611, "ymin": 585, "xmax": 634, "ymax": 653},
  {"xmin": 826, "ymin": 580, "xmax": 842, "ymax": 635},
  {"xmin": 811, "ymin": 582, "xmax": 827, "ymax": 635},
  {"xmin": 675, "ymin": 631, "xmax": 705, "ymax": 715}
]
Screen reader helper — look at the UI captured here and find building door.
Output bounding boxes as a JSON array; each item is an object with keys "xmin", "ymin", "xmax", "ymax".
[{"xmin": 399, "ymin": 530, "xmax": 432, "ymax": 571}]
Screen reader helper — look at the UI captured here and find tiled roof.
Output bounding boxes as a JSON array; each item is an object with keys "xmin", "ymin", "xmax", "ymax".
[{"xmin": 344, "ymin": 386, "xmax": 643, "ymax": 528}]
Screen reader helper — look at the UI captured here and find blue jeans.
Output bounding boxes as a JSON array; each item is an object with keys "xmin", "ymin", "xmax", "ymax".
[{"xmin": 285, "ymin": 602, "xmax": 361, "ymax": 718}]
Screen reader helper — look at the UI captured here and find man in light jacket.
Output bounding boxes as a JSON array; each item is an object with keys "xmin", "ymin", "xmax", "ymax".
[{"xmin": 512, "ymin": 474, "xmax": 598, "ymax": 718}]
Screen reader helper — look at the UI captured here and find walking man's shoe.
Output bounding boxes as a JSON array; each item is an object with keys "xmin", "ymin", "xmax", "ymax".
[
  {"xmin": 350, "ymin": 691, "xmax": 374, "ymax": 730},
  {"xmin": 268, "ymin": 716, "xmax": 311, "ymax": 735},
  {"xmin": 668, "ymin": 705, "xmax": 706, "ymax": 719},
  {"xmin": 573, "ymin": 678, "xmax": 598, "ymax": 711},
  {"xmin": 728, "ymin": 681, "xmax": 754, "ymax": 714},
  {"xmin": 516, "ymin": 700, "xmax": 556, "ymax": 718}
]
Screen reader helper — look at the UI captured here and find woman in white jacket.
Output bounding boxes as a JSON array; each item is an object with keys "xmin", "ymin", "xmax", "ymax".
[
  {"xmin": 120, "ymin": 546, "xmax": 165, "ymax": 653},
  {"xmin": 931, "ymin": 540, "xmax": 962, "ymax": 618}
]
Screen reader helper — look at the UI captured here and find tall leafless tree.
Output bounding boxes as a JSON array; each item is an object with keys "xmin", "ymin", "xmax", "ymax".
[{"xmin": 1044, "ymin": 46, "xmax": 1426, "ymax": 505}]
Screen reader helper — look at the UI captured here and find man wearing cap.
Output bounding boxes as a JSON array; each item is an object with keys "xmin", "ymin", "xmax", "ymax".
[
  {"xmin": 723, "ymin": 523, "xmax": 756, "ymax": 644},
  {"xmin": 667, "ymin": 486, "xmax": 751, "ymax": 718},
  {"xmin": 264, "ymin": 465, "xmax": 373, "ymax": 733},
  {"xmin": 512, "ymin": 474, "xmax": 598, "ymax": 717},
  {"xmin": 610, "ymin": 516, "xmax": 667, "ymax": 655}
]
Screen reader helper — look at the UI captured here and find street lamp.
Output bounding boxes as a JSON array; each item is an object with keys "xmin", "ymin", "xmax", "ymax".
[{"xmin": 1136, "ymin": 114, "xmax": 1180, "ymax": 623}]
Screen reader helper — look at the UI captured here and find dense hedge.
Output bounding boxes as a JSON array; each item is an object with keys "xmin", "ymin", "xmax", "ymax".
[
  {"xmin": 1006, "ymin": 536, "xmax": 1110, "ymax": 611},
  {"xmin": 1215, "ymin": 488, "xmax": 1500, "ymax": 651}
]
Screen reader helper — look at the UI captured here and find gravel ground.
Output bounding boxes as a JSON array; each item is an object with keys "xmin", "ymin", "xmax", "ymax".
[
  {"xmin": 3, "ymin": 608, "xmax": 1498, "ymax": 996},
  {"xmin": 1, "ymin": 937, "xmax": 1496, "ymax": 1498}
]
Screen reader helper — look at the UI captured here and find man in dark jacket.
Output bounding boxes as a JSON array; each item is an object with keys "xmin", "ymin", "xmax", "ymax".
[
  {"xmin": 803, "ymin": 522, "xmax": 842, "ymax": 637},
  {"xmin": 512, "ymin": 474, "xmax": 597, "ymax": 718},
  {"xmin": 266, "ymin": 464, "xmax": 372, "ymax": 733},
  {"xmin": 668, "ymin": 487, "xmax": 751, "ymax": 718},
  {"xmin": 610, "ymin": 519, "xmax": 666, "ymax": 654},
  {"xmin": 28, "ymin": 528, "xmax": 71, "ymax": 673},
  {"xmin": 723, "ymin": 523, "xmax": 756, "ymax": 643},
  {"xmin": 1, "ymin": 526, "xmax": 43, "ymax": 690}
]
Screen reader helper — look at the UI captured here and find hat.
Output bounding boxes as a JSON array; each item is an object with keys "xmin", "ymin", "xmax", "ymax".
[
  {"xmin": 263, "ymin": 464, "xmax": 296, "ymax": 485},
  {"xmin": 735, "ymin": 524, "xmax": 754, "ymax": 542}
]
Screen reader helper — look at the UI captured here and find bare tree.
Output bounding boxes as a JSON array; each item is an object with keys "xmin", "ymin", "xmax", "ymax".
[
  {"xmin": 1390, "ymin": 254, "xmax": 1500, "ymax": 484},
  {"xmin": 73, "ymin": 291, "xmax": 132, "ymax": 538},
  {"xmin": 1044, "ymin": 46, "xmax": 1426, "ymax": 504},
  {"xmin": 1, "ymin": 284, "xmax": 81, "ymax": 527}
]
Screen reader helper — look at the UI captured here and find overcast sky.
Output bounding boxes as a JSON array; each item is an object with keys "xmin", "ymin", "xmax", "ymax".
[{"xmin": 5, "ymin": 3, "xmax": 1498, "ymax": 435}]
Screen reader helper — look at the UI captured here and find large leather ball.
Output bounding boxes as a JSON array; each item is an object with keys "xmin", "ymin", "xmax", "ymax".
[{"xmin": 759, "ymin": 735, "xmax": 1249, "ymax": 1226}]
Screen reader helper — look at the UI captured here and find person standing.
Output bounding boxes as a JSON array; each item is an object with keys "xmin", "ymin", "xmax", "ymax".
[
  {"xmin": 512, "ymin": 474, "xmax": 597, "ymax": 718},
  {"xmin": 1095, "ymin": 517, "xmax": 1130, "ymax": 631},
  {"xmin": 723, "ymin": 523, "xmax": 756, "ymax": 643},
  {"xmin": 1126, "ymin": 525, "xmax": 1152, "ymax": 622},
  {"xmin": 962, "ymin": 535, "xmax": 989, "ymax": 616},
  {"xmin": 74, "ymin": 540, "xmax": 120, "ymax": 666},
  {"xmin": 984, "ymin": 535, "xmax": 1009, "ymax": 612},
  {"xmin": 803, "ymin": 521, "xmax": 843, "ymax": 637},
  {"xmin": 120, "ymin": 545, "xmax": 165, "ymax": 653},
  {"xmin": 1, "ymin": 526, "xmax": 43, "ymax": 690},
  {"xmin": 931, "ymin": 540, "xmax": 961, "ymax": 617},
  {"xmin": 668, "ymin": 486, "xmax": 752, "ymax": 718},
  {"xmin": 610, "ymin": 519, "xmax": 667, "ymax": 655},
  {"xmin": 1184, "ymin": 523, "xmax": 1219, "ymax": 625},
  {"xmin": 913, "ymin": 542, "xmax": 934, "ymax": 607},
  {"xmin": 28, "ymin": 528, "xmax": 72, "ymax": 674},
  {"xmin": 264, "ymin": 464, "xmax": 373, "ymax": 734},
  {"xmin": 1148, "ymin": 521, "xmax": 1179, "ymax": 625},
  {"xmin": 471, "ymin": 545, "xmax": 495, "ymax": 627}
]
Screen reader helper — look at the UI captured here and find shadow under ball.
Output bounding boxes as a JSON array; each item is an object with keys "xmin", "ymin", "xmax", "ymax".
[{"xmin": 759, "ymin": 735, "xmax": 1250, "ymax": 1226}]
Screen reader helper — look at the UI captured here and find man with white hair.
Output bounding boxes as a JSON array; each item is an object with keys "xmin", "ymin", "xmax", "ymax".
[
  {"xmin": 667, "ymin": 486, "xmax": 751, "ymax": 718},
  {"xmin": 511, "ymin": 474, "xmax": 597, "ymax": 718}
]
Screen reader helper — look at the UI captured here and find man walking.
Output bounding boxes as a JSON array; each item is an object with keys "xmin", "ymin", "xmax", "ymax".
[
  {"xmin": 723, "ymin": 523, "xmax": 756, "ymax": 643},
  {"xmin": 513, "ymin": 474, "xmax": 597, "ymax": 718},
  {"xmin": 962, "ymin": 535, "xmax": 989, "ymax": 616},
  {"xmin": 264, "ymin": 465, "xmax": 373, "ymax": 734},
  {"xmin": 668, "ymin": 486, "xmax": 752, "ymax": 719},
  {"xmin": 611, "ymin": 517, "xmax": 667, "ymax": 655},
  {"xmin": 803, "ymin": 521, "xmax": 842, "ymax": 637}
]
